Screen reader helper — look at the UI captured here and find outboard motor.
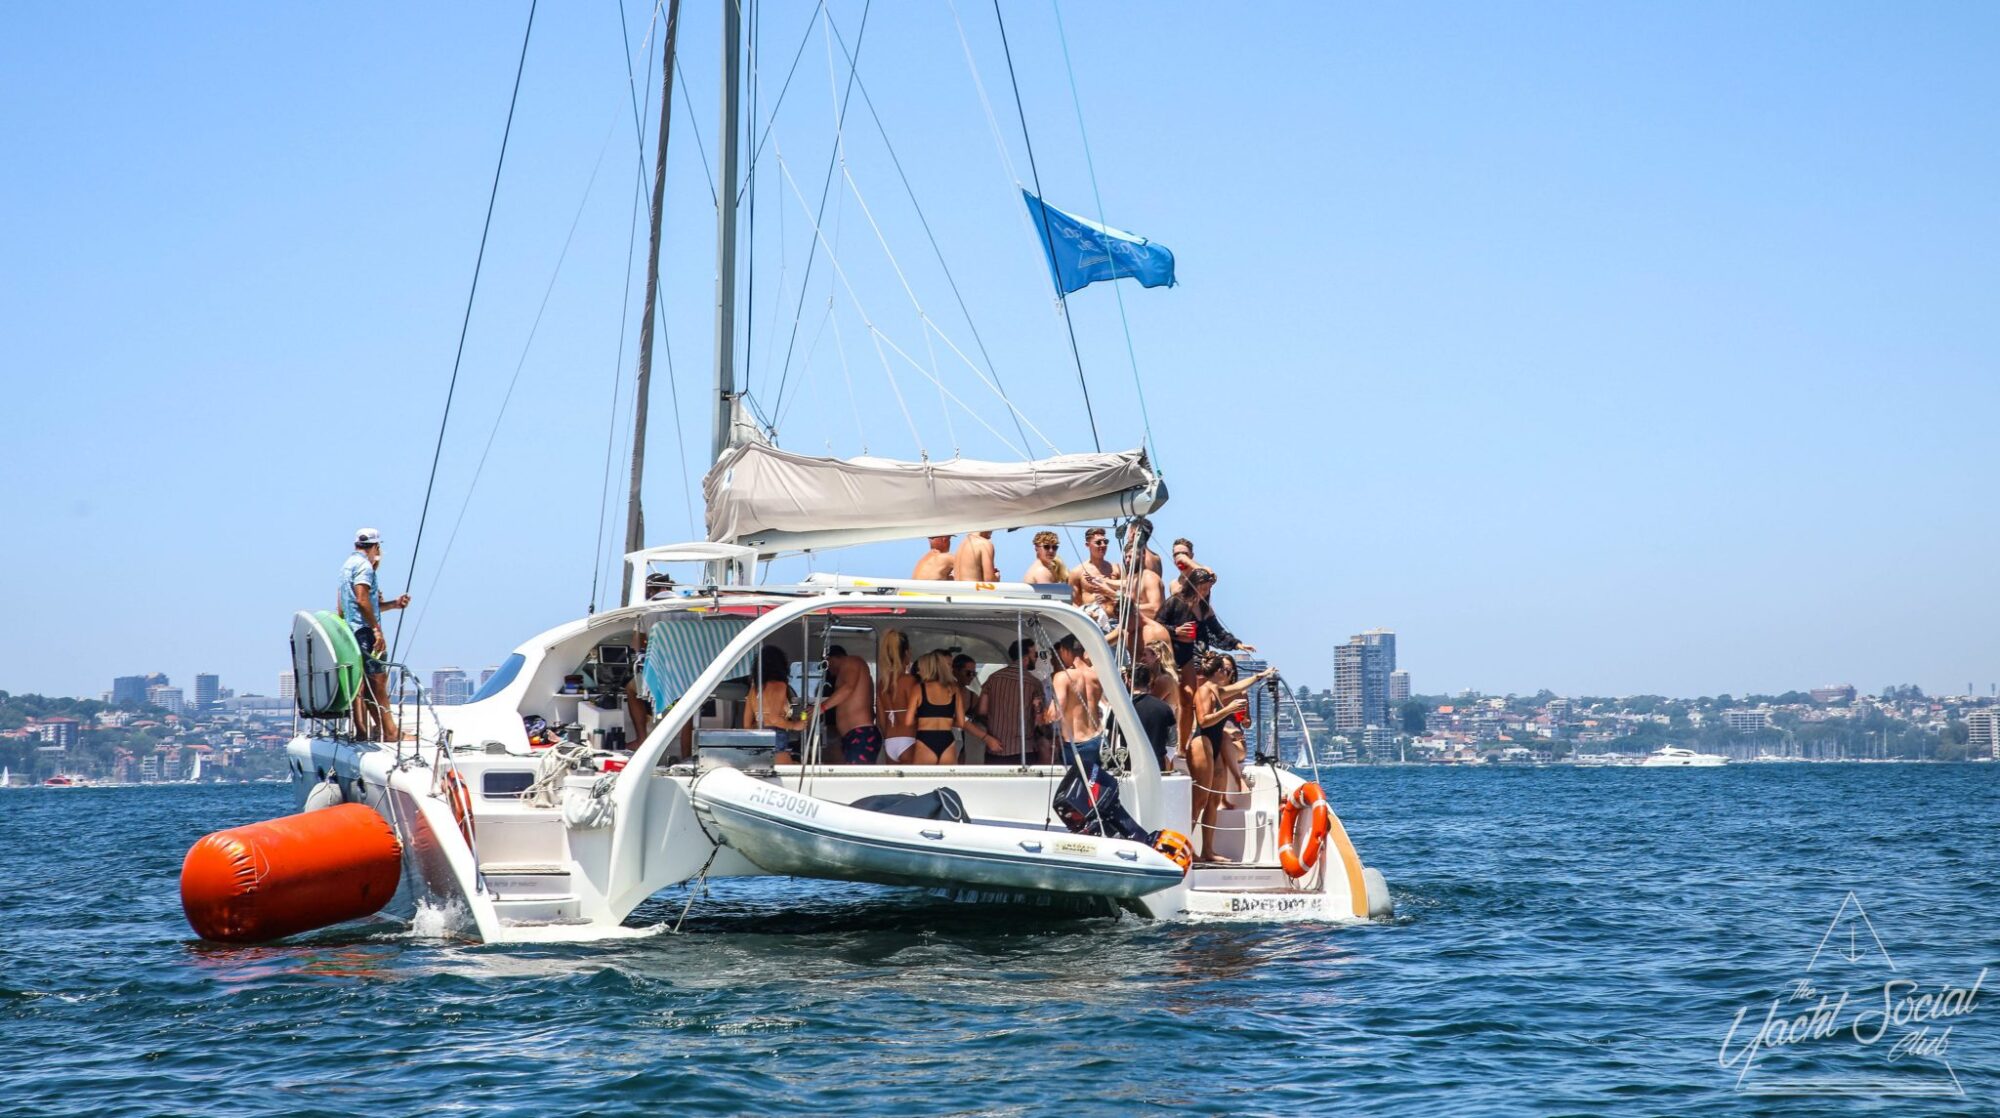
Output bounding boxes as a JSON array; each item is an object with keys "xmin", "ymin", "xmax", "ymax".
[{"xmin": 1053, "ymin": 762, "xmax": 1192, "ymax": 872}]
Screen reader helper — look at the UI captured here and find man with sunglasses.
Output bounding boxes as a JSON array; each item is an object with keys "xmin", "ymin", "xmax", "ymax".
[
  {"xmin": 1022, "ymin": 530, "xmax": 1066, "ymax": 585},
  {"xmin": 1068, "ymin": 526, "xmax": 1121, "ymax": 630}
]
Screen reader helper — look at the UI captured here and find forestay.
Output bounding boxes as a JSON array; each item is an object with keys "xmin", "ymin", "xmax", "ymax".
[{"xmin": 703, "ymin": 443, "xmax": 1163, "ymax": 553}]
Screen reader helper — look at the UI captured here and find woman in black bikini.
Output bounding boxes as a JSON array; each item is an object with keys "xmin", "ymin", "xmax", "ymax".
[
  {"xmin": 912, "ymin": 650, "xmax": 1001, "ymax": 765},
  {"xmin": 1189, "ymin": 652, "xmax": 1248, "ymax": 862}
]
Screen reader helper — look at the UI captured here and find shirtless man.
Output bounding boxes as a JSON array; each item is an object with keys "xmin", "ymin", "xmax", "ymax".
[
  {"xmin": 1022, "ymin": 530, "xmax": 1065, "ymax": 585},
  {"xmin": 816, "ymin": 644, "xmax": 881, "ymax": 764},
  {"xmin": 1067, "ymin": 527, "xmax": 1119, "ymax": 628},
  {"xmin": 1051, "ymin": 634, "xmax": 1105, "ymax": 770},
  {"xmin": 1124, "ymin": 517, "xmax": 1164, "ymax": 578},
  {"xmin": 912, "ymin": 536, "xmax": 955, "ymax": 581},
  {"xmin": 953, "ymin": 530, "xmax": 998, "ymax": 583},
  {"xmin": 1108, "ymin": 516, "xmax": 1165, "ymax": 623}
]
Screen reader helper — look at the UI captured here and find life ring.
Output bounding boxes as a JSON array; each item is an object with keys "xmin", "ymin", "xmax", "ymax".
[
  {"xmin": 1277, "ymin": 782, "xmax": 1332, "ymax": 878},
  {"xmin": 443, "ymin": 770, "xmax": 476, "ymax": 849}
]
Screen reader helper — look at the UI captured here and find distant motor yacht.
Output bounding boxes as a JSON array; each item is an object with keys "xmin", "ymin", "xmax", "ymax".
[{"xmin": 1639, "ymin": 746, "xmax": 1727, "ymax": 767}]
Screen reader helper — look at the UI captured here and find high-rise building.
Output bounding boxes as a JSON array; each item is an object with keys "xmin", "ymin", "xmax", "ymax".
[
  {"xmin": 279, "ymin": 671, "xmax": 297, "ymax": 701},
  {"xmin": 147, "ymin": 685, "xmax": 185, "ymax": 715},
  {"xmin": 1360, "ymin": 630, "xmax": 1396, "ymax": 728},
  {"xmin": 1389, "ymin": 670, "xmax": 1411, "ymax": 704},
  {"xmin": 1334, "ymin": 630, "xmax": 1397, "ymax": 733},
  {"xmin": 1967, "ymin": 710, "xmax": 2000, "ymax": 759},
  {"xmin": 113, "ymin": 673, "xmax": 166, "ymax": 706},
  {"xmin": 1333, "ymin": 641, "xmax": 1366, "ymax": 734},
  {"xmin": 479, "ymin": 665, "xmax": 500, "ymax": 689},
  {"xmin": 193, "ymin": 674, "xmax": 221, "ymax": 713},
  {"xmin": 431, "ymin": 667, "xmax": 473, "ymax": 706}
]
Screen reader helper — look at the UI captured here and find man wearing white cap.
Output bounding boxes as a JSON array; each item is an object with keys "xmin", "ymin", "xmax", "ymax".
[{"xmin": 340, "ymin": 528, "xmax": 411, "ymax": 741}]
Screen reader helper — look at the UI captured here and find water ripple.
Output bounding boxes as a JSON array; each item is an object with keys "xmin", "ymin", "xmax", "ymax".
[{"xmin": 0, "ymin": 768, "xmax": 1994, "ymax": 1115}]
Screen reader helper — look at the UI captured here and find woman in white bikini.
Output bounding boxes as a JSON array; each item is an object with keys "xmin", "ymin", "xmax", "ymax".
[{"xmin": 877, "ymin": 629, "xmax": 919, "ymax": 764}]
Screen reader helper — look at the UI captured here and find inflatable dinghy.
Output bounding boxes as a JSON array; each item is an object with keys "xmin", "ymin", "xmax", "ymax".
[
  {"xmin": 291, "ymin": 610, "xmax": 362, "ymax": 718},
  {"xmin": 690, "ymin": 767, "xmax": 1187, "ymax": 899}
]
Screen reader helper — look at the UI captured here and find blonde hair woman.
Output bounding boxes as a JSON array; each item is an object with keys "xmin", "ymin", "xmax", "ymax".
[
  {"xmin": 877, "ymin": 629, "xmax": 919, "ymax": 764},
  {"xmin": 912, "ymin": 650, "xmax": 1000, "ymax": 764}
]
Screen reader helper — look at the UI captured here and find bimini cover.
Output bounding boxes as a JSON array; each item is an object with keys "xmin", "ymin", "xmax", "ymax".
[
  {"xmin": 704, "ymin": 443, "xmax": 1156, "ymax": 547},
  {"xmin": 642, "ymin": 613, "xmax": 756, "ymax": 713}
]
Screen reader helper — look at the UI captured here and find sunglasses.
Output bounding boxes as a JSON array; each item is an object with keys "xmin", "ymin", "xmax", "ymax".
[{"xmin": 1038, "ymin": 543, "xmax": 1056, "ymax": 550}]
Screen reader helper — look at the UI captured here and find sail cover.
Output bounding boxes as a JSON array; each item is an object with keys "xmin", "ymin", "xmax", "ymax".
[{"xmin": 704, "ymin": 443, "xmax": 1160, "ymax": 551}]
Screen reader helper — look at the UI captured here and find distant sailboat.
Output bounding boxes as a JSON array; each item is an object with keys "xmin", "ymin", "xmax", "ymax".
[{"xmin": 185, "ymin": 753, "xmax": 204, "ymax": 784}]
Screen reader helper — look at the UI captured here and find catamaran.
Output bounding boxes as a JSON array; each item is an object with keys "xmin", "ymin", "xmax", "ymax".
[{"xmin": 185, "ymin": 1, "xmax": 1393, "ymax": 944}]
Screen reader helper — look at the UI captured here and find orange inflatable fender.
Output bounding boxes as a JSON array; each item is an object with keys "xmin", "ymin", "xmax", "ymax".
[
  {"xmin": 1277, "ymin": 782, "xmax": 1333, "ymax": 879},
  {"xmin": 180, "ymin": 803, "xmax": 402, "ymax": 943}
]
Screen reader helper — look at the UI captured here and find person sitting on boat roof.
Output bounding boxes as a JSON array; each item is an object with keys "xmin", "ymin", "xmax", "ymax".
[
  {"xmin": 743, "ymin": 646, "xmax": 807, "ymax": 765},
  {"xmin": 1022, "ymin": 530, "xmax": 1066, "ymax": 585},
  {"xmin": 977, "ymin": 639, "xmax": 1054, "ymax": 766},
  {"xmin": 953, "ymin": 530, "xmax": 998, "ymax": 583},
  {"xmin": 816, "ymin": 644, "xmax": 880, "ymax": 764},
  {"xmin": 912, "ymin": 535, "xmax": 955, "ymax": 581},
  {"xmin": 1051, "ymin": 634, "xmax": 1105, "ymax": 771},
  {"xmin": 1068, "ymin": 527, "xmax": 1120, "ymax": 629},
  {"xmin": 338, "ymin": 528, "xmax": 410, "ymax": 742}
]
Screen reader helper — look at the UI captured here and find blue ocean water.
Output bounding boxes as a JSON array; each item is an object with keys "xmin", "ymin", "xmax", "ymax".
[{"xmin": 1, "ymin": 765, "xmax": 1993, "ymax": 1116}]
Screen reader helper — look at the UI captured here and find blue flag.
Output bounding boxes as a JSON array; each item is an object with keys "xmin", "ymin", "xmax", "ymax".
[{"xmin": 1022, "ymin": 189, "xmax": 1176, "ymax": 296}]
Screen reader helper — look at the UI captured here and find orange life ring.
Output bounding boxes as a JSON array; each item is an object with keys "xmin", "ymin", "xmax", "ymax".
[
  {"xmin": 443, "ymin": 769, "xmax": 476, "ymax": 849},
  {"xmin": 1277, "ymin": 782, "xmax": 1332, "ymax": 878}
]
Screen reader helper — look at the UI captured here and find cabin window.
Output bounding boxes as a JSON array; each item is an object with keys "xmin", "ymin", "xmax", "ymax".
[{"xmin": 481, "ymin": 770, "xmax": 535, "ymax": 799}]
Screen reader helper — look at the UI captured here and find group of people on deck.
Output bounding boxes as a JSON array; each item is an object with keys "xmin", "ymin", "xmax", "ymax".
[{"xmin": 900, "ymin": 520, "xmax": 1274, "ymax": 859}]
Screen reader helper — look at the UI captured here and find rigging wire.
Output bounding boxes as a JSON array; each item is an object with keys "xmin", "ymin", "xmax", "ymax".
[
  {"xmin": 991, "ymin": 0, "xmax": 1101, "ymax": 453},
  {"xmin": 766, "ymin": 0, "xmax": 872, "ymax": 429},
  {"xmin": 773, "ymin": 145, "xmax": 1034, "ymax": 458},
  {"xmin": 404, "ymin": 122, "xmax": 619, "ymax": 650},
  {"xmin": 744, "ymin": 0, "xmax": 758, "ymax": 411},
  {"xmin": 1050, "ymin": 0, "xmax": 1158, "ymax": 470},
  {"xmin": 393, "ymin": 0, "xmax": 538, "ymax": 666},
  {"xmin": 736, "ymin": 0, "xmax": 826, "ymax": 207},
  {"xmin": 818, "ymin": 11, "xmax": 1037, "ymax": 457}
]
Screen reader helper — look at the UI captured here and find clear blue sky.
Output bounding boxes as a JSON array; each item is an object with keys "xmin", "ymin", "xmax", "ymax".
[{"xmin": 5, "ymin": 2, "xmax": 1997, "ymax": 702}]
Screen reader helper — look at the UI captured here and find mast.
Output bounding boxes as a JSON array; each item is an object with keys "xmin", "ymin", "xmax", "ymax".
[
  {"xmin": 622, "ymin": 0, "xmax": 681, "ymax": 604},
  {"xmin": 710, "ymin": 0, "xmax": 742, "ymax": 464}
]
